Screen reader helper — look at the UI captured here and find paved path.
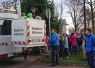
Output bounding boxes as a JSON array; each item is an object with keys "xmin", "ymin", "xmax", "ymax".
[{"xmin": 0, "ymin": 56, "xmax": 87, "ymax": 68}]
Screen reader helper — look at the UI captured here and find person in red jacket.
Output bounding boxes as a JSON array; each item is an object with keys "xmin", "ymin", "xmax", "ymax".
[
  {"xmin": 69, "ymin": 33, "xmax": 77, "ymax": 55},
  {"xmin": 45, "ymin": 35, "xmax": 50, "ymax": 50}
]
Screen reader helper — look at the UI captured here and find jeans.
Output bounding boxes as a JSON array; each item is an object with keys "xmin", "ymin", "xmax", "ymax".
[
  {"xmin": 64, "ymin": 48, "xmax": 69, "ymax": 56},
  {"xmin": 86, "ymin": 52, "xmax": 95, "ymax": 68},
  {"xmin": 51, "ymin": 45, "xmax": 60, "ymax": 65},
  {"xmin": 59, "ymin": 45, "xmax": 64, "ymax": 57},
  {"xmin": 71, "ymin": 46, "xmax": 77, "ymax": 54}
]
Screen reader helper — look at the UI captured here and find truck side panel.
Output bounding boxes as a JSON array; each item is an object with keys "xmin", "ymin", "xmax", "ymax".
[{"xmin": 12, "ymin": 20, "xmax": 27, "ymax": 47}]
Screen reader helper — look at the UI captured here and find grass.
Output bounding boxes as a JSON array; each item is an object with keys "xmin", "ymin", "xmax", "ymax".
[
  {"xmin": 62, "ymin": 53, "xmax": 85, "ymax": 62},
  {"xmin": 40, "ymin": 53, "xmax": 88, "ymax": 67},
  {"xmin": 42, "ymin": 53, "xmax": 87, "ymax": 63}
]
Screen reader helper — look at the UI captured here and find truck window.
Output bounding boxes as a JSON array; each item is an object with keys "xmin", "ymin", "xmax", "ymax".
[{"xmin": 1, "ymin": 20, "xmax": 11, "ymax": 35}]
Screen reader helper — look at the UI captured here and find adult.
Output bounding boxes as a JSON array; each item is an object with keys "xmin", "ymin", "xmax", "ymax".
[
  {"xmin": 64, "ymin": 33, "xmax": 69, "ymax": 57},
  {"xmin": 85, "ymin": 28, "xmax": 95, "ymax": 68},
  {"xmin": 69, "ymin": 33, "xmax": 77, "ymax": 55},
  {"xmin": 49, "ymin": 29, "xmax": 60, "ymax": 66}
]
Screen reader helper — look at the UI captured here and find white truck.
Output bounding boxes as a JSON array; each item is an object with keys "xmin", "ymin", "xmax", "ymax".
[{"xmin": 0, "ymin": 0, "xmax": 46, "ymax": 59}]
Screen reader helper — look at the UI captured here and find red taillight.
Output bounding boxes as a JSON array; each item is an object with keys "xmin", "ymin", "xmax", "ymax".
[
  {"xmin": 28, "ymin": 40, "xmax": 31, "ymax": 42},
  {"xmin": 42, "ymin": 39, "xmax": 44, "ymax": 42},
  {"xmin": 0, "ymin": 54, "xmax": 7, "ymax": 59}
]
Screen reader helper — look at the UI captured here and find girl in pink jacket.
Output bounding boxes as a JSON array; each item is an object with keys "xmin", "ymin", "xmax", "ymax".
[{"xmin": 69, "ymin": 33, "xmax": 77, "ymax": 55}]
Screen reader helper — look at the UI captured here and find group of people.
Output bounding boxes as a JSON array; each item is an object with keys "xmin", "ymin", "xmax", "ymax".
[
  {"xmin": 59, "ymin": 31, "xmax": 83, "ymax": 58},
  {"xmin": 46, "ymin": 28, "xmax": 95, "ymax": 68},
  {"xmin": 46, "ymin": 29, "xmax": 83, "ymax": 66}
]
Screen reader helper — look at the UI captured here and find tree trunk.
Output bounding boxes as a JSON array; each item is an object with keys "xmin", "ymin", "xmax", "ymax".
[
  {"xmin": 83, "ymin": 0, "xmax": 86, "ymax": 33},
  {"xmin": 90, "ymin": 0, "xmax": 95, "ymax": 34},
  {"xmin": 74, "ymin": 9, "xmax": 77, "ymax": 32}
]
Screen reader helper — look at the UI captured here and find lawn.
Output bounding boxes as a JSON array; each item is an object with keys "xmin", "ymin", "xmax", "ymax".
[{"xmin": 41, "ymin": 53, "xmax": 88, "ymax": 67}]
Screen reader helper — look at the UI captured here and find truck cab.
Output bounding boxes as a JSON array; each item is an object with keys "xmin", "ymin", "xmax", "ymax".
[
  {"xmin": 0, "ymin": 20, "xmax": 23, "ymax": 59},
  {"xmin": 0, "ymin": 0, "xmax": 23, "ymax": 59}
]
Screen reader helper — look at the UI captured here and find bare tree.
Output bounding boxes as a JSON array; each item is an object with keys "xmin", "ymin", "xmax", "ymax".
[
  {"xmin": 65, "ymin": 0, "xmax": 84, "ymax": 32},
  {"xmin": 60, "ymin": 0, "xmax": 64, "ymax": 19},
  {"xmin": 85, "ymin": 0, "xmax": 95, "ymax": 34},
  {"xmin": 85, "ymin": 7, "xmax": 92, "ymax": 28},
  {"xmin": 56, "ymin": 0, "xmax": 64, "ymax": 29}
]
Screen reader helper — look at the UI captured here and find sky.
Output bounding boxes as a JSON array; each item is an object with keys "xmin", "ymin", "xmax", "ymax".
[
  {"xmin": 53, "ymin": 0, "xmax": 95, "ymax": 28},
  {"xmin": 53, "ymin": 0, "xmax": 74, "ymax": 28}
]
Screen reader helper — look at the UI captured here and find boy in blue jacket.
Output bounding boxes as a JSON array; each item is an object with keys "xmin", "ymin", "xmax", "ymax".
[{"xmin": 86, "ymin": 28, "xmax": 95, "ymax": 68}]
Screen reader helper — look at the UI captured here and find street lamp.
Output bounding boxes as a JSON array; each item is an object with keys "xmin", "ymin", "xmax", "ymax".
[{"xmin": 46, "ymin": 1, "xmax": 51, "ymax": 38}]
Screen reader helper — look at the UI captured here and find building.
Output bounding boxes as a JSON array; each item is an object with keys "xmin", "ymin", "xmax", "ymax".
[{"xmin": 61, "ymin": 19, "xmax": 69, "ymax": 34}]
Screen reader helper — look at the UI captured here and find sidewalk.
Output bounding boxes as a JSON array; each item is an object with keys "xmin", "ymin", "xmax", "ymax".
[{"xmin": 0, "ymin": 55, "xmax": 88, "ymax": 68}]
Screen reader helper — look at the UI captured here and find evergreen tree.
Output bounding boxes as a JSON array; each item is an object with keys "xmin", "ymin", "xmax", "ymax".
[
  {"xmin": 47, "ymin": 1, "xmax": 60, "ymax": 31},
  {"xmin": 21, "ymin": 0, "xmax": 60, "ymax": 34},
  {"xmin": 21, "ymin": 0, "xmax": 48, "ymax": 19}
]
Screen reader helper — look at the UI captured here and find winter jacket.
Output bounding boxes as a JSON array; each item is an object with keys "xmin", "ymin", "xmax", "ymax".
[
  {"xmin": 70, "ymin": 34, "xmax": 77, "ymax": 47},
  {"xmin": 49, "ymin": 32, "xmax": 60, "ymax": 46},
  {"xmin": 64, "ymin": 37, "xmax": 69, "ymax": 48},
  {"xmin": 45, "ymin": 37, "xmax": 50, "ymax": 48},
  {"xmin": 85, "ymin": 34, "xmax": 95, "ymax": 53}
]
